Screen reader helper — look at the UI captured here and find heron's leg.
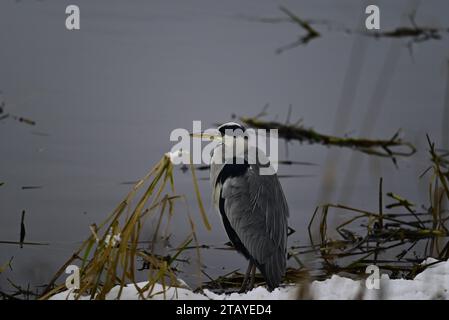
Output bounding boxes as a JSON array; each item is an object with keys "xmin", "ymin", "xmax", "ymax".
[
  {"xmin": 248, "ymin": 264, "xmax": 256, "ymax": 291},
  {"xmin": 238, "ymin": 261, "xmax": 253, "ymax": 293}
]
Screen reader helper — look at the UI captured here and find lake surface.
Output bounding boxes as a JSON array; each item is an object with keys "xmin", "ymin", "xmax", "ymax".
[{"xmin": 1, "ymin": 0, "xmax": 448, "ymax": 293}]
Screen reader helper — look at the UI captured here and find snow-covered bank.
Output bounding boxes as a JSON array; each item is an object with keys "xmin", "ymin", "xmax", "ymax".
[{"xmin": 51, "ymin": 258, "xmax": 449, "ymax": 300}]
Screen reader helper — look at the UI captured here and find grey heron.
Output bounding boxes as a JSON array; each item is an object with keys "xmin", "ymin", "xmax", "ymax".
[{"xmin": 209, "ymin": 122, "xmax": 289, "ymax": 292}]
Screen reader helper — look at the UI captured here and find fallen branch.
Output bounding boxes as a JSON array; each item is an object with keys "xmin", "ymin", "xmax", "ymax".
[
  {"xmin": 240, "ymin": 113, "xmax": 416, "ymax": 164},
  {"xmin": 244, "ymin": 7, "xmax": 448, "ymax": 54},
  {"xmin": 275, "ymin": 6, "xmax": 320, "ymax": 53}
]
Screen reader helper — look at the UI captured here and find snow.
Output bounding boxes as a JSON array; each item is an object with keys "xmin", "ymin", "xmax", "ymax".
[{"xmin": 50, "ymin": 258, "xmax": 449, "ymax": 300}]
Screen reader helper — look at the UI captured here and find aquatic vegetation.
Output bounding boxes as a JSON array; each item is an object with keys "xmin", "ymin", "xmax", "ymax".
[
  {"xmin": 40, "ymin": 155, "xmax": 209, "ymax": 300},
  {"xmin": 302, "ymin": 136, "xmax": 449, "ymax": 279}
]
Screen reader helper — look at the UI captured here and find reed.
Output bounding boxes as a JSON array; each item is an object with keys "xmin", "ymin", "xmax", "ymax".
[{"xmin": 39, "ymin": 154, "xmax": 209, "ymax": 300}]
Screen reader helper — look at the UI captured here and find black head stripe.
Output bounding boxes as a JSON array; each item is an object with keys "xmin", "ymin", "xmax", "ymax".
[{"xmin": 217, "ymin": 123, "xmax": 246, "ymax": 136}]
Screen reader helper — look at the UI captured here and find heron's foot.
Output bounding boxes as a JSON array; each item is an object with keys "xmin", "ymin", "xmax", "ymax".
[
  {"xmin": 238, "ymin": 282, "xmax": 249, "ymax": 294},
  {"xmin": 238, "ymin": 280, "xmax": 255, "ymax": 293}
]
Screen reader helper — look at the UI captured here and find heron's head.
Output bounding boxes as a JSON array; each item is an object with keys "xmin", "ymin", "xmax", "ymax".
[{"xmin": 217, "ymin": 122, "xmax": 246, "ymax": 137}]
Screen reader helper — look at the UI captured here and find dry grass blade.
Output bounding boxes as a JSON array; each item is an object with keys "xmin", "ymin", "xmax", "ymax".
[
  {"xmin": 0, "ymin": 257, "xmax": 14, "ymax": 274},
  {"xmin": 189, "ymin": 161, "xmax": 211, "ymax": 231}
]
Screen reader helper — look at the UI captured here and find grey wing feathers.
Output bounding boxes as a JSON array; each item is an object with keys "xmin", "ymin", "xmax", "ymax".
[{"xmin": 220, "ymin": 166, "xmax": 289, "ymax": 290}]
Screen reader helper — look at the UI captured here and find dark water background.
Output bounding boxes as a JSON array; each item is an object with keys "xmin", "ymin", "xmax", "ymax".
[{"xmin": 1, "ymin": 0, "xmax": 449, "ymax": 293}]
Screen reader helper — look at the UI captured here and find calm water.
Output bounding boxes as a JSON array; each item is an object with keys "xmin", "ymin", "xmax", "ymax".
[{"xmin": 1, "ymin": 0, "xmax": 448, "ymax": 292}]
